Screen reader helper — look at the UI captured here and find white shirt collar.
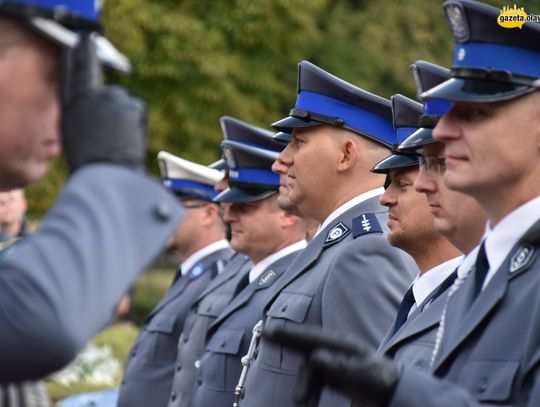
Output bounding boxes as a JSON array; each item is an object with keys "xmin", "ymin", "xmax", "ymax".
[
  {"xmin": 314, "ymin": 187, "xmax": 384, "ymax": 238},
  {"xmin": 180, "ymin": 239, "xmax": 230, "ymax": 276},
  {"xmin": 249, "ymin": 240, "xmax": 307, "ymax": 283},
  {"xmin": 412, "ymin": 256, "xmax": 462, "ymax": 306},
  {"xmin": 481, "ymin": 195, "xmax": 540, "ymax": 289},
  {"xmin": 457, "ymin": 245, "xmax": 480, "ymax": 280}
]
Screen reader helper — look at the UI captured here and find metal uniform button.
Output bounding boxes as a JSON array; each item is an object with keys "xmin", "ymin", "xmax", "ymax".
[
  {"xmin": 281, "ymin": 304, "xmax": 288, "ymax": 312},
  {"xmin": 171, "ymin": 391, "xmax": 176, "ymax": 401},
  {"xmin": 154, "ymin": 202, "xmax": 172, "ymax": 221},
  {"xmin": 476, "ymin": 379, "xmax": 488, "ymax": 393},
  {"xmin": 176, "ymin": 363, "xmax": 182, "ymax": 372},
  {"xmin": 220, "ymin": 340, "xmax": 226, "ymax": 348}
]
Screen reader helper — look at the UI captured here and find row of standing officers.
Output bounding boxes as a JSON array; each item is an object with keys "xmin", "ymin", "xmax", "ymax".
[
  {"xmin": 119, "ymin": 1, "xmax": 540, "ymax": 407},
  {"xmin": 0, "ymin": 0, "xmax": 539, "ymax": 407}
]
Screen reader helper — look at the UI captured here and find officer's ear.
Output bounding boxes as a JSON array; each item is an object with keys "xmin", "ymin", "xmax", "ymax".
[
  {"xmin": 202, "ymin": 203, "xmax": 220, "ymax": 225},
  {"xmin": 336, "ymin": 137, "xmax": 358, "ymax": 172}
]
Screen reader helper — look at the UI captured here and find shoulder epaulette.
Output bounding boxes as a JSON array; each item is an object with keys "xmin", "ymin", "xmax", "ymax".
[{"xmin": 352, "ymin": 213, "xmax": 383, "ymax": 238}]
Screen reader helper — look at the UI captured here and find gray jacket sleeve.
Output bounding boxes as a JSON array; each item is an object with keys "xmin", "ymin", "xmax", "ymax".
[{"xmin": 0, "ymin": 164, "xmax": 182, "ymax": 382}]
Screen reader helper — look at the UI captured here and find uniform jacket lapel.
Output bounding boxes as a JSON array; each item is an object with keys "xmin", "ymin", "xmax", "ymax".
[
  {"xmin": 194, "ymin": 253, "xmax": 251, "ymax": 303},
  {"xmin": 434, "ymin": 246, "xmax": 531, "ymax": 370},
  {"xmin": 263, "ymin": 196, "xmax": 385, "ymax": 313},
  {"xmin": 145, "ymin": 248, "xmax": 232, "ymax": 322},
  {"xmin": 208, "ymin": 252, "xmax": 299, "ymax": 334},
  {"xmin": 381, "ymin": 292, "xmax": 447, "ymax": 355}
]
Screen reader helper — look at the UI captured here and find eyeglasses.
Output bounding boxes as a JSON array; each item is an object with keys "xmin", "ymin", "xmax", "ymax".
[
  {"xmin": 182, "ymin": 202, "xmax": 209, "ymax": 209},
  {"xmin": 419, "ymin": 156, "xmax": 446, "ymax": 174}
]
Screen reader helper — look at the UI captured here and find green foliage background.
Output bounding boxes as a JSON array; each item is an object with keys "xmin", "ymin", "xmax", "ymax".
[{"xmin": 25, "ymin": 0, "xmax": 537, "ymax": 218}]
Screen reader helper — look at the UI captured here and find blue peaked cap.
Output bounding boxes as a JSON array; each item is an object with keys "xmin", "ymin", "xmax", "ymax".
[
  {"xmin": 0, "ymin": 0, "xmax": 131, "ymax": 72},
  {"xmin": 272, "ymin": 61, "xmax": 395, "ymax": 148},
  {"xmin": 398, "ymin": 61, "xmax": 451, "ymax": 152},
  {"xmin": 391, "ymin": 94, "xmax": 423, "ymax": 144},
  {"xmin": 3, "ymin": 0, "xmax": 98, "ymax": 21},
  {"xmin": 215, "ymin": 140, "xmax": 280, "ymax": 203},
  {"xmin": 371, "ymin": 95, "xmax": 421, "ymax": 174},
  {"xmin": 220, "ymin": 116, "xmax": 285, "ymax": 152},
  {"xmin": 422, "ymin": 0, "xmax": 540, "ymax": 102},
  {"xmin": 157, "ymin": 151, "xmax": 222, "ymax": 202}
]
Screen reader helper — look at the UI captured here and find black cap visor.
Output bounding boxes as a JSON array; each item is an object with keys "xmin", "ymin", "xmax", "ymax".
[
  {"xmin": 397, "ymin": 127, "xmax": 437, "ymax": 153},
  {"xmin": 271, "ymin": 115, "xmax": 322, "ymax": 132},
  {"xmin": 422, "ymin": 77, "xmax": 534, "ymax": 103},
  {"xmin": 273, "ymin": 131, "xmax": 292, "ymax": 143},
  {"xmin": 25, "ymin": 16, "xmax": 131, "ymax": 73},
  {"xmin": 371, "ymin": 154, "xmax": 419, "ymax": 174},
  {"xmin": 214, "ymin": 186, "xmax": 277, "ymax": 203}
]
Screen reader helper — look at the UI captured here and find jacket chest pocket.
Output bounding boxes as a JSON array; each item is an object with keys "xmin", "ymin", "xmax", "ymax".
[
  {"xmin": 206, "ymin": 328, "xmax": 245, "ymax": 355},
  {"xmin": 199, "ymin": 329, "xmax": 245, "ymax": 391},
  {"xmin": 197, "ymin": 293, "xmax": 231, "ymax": 318},
  {"xmin": 458, "ymin": 360, "xmax": 520, "ymax": 402},
  {"xmin": 267, "ymin": 292, "xmax": 314, "ymax": 323},
  {"xmin": 261, "ymin": 292, "xmax": 314, "ymax": 372},
  {"xmin": 143, "ymin": 314, "xmax": 179, "ymax": 366}
]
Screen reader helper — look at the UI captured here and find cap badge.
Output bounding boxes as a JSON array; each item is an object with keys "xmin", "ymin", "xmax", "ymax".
[{"xmin": 457, "ymin": 47, "xmax": 466, "ymax": 62}]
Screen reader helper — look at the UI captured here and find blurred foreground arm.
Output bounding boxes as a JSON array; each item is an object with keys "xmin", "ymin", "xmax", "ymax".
[
  {"xmin": 264, "ymin": 324, "xmax": 400, "ymax": 407},
  {"xmin": 0, "ymin": 36, "xmax": 183, "ymax": 382}
]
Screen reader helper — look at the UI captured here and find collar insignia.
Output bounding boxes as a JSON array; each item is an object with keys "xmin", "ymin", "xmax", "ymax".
[
  {"xmin": 509, "ymin": 244, "xmax": 535, "ymax": 274},
  {"xmin": 324, "ymin": 222, "xmax": 350, "ymax": 247},
  {"xmin": 189, "ymin": 262, "xmax": 206, "ymax": 279},
  {"xmin": 259, "ymin": 269, "xmax": 278, "ymax": 286}
]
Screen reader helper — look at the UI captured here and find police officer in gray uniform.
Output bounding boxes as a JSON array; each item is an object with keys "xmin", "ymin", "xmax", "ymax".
[
  {"xmin": 167, "ymin": 116, "xmax": 285, "ymax": 407},
  {"xmin": 265, "ymin": 2, "xmax": 540, "ymax": 406},
  {"xmin": 118, "ymin": 153, "xmax": 232, "ymax": 407},
  {"xmin": 238, "ymin": 61, "xmax": 417, "ymax": 407},
  {"xmin": 190, "ymin": 140, "xmax": 307, "ymax": 407},
  {"xmin": 0, "ymin": 0, "xmax": 182, "ymax": 383},
  {"xmin": 374, "ymin": 93, "xmax": 461, "ymax": 370}
]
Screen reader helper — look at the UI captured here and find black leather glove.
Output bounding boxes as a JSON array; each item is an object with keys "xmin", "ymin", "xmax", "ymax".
[
  {"xmin": 61, "ymin": 34, "xmax": 146, "ymax": 173},
  {"xmin": 264, "ymin": 324, "xmax": 401, "ymax": 407}
]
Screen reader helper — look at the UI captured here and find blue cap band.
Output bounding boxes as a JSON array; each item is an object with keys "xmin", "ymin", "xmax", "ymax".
[
  {"xmin": 229, "ymin": 168, "xmax": 279, "ymax": 186},
  {"xmin": 163, "ymin": 179, "xmax": 217, "ymax": 200},
  {"xmin": 396, "ymin": 127, "xmax": 417, "ymax": 144},
  {"xmin": 453, "ymin": 42, "xmax": 540, "ymax": 78},
  {"xmin": 424, "ymin": 99, "xmax": 452, "ymax": 115},
  {"xmin": 6, "ymin": 0, "xmax": 99, "ymax": 20},
  {"xmin": 296, "ymin": 91, "xmax": 395, "ymax": 145}
]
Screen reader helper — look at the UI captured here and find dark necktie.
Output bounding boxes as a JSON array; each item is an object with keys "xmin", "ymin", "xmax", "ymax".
[
  {"xmin": 232, "ymin": 270, "xmax": 251, "ymax": 297},
  {"xmin": 390, "ymin": 286, "xmax": 416, "ymax": 336},
  {"xmin": 171, "ymin": 265, "xmax": 183, "ymax": 285},
  {"xmin": 473, "ymin": 241, "xmax": 489, "ymax": 298}
]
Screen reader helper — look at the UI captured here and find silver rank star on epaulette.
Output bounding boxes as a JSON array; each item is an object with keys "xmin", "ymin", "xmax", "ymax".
[{"xmin": 324, "ymin": 222, "xmax": 350, "ymax": 247}]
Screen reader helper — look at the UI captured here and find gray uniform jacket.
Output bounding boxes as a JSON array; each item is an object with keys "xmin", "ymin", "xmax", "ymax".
[
  {"xmin": 191, "ymin": 249, "xmax": 304, "ymax": 407},
  {"xmin": 167, "ymin": 253, "xmax": 252, "ymax": 407},
  {"xmin": 239, "ymin": 196, "xmax": 418, "ymax": 407},
  {"xmin": 378, "ymin": 272, "xmax": 457, "ymax": 371},
  {"xmin": 0, "ymin": 164, "xmax": 183, "ymax": 382},
  {"xmin": 117, "ymin": 246, "xmax": 233, "ymax": 407},
  {"xmin": 389, "ymin": 217, "xmax": 540, "ymax": 407}
]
